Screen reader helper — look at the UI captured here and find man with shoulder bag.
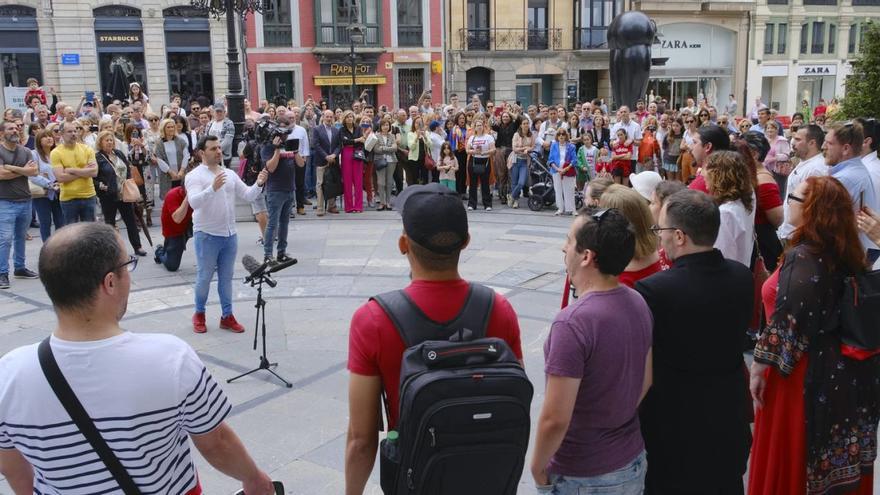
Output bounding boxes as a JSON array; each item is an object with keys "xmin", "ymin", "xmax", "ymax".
[{"xmin": 345, "ymin": 183, "xmax": 531, "ymax": 495}]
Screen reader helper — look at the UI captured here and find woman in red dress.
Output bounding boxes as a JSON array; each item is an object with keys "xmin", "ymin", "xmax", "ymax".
[{"xmin": 749, "ymin": 176, "xmax": 878, "ymax": 495}]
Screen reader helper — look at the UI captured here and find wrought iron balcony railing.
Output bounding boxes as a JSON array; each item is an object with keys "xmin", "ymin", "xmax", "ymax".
[
  {"xmin": 458, "ymin": 28, "xmax": 562, "ymax": 51},
  {"xmin": 575, "ymin": 27, "xmax": 609, "ymax": 49},
  {"xmin": 398, "ymin": 25, "xmax": 423, "ymax": 46},
  {"xmin": 318, "ymin": 24, "xmax": 381, "ymax": 46}
]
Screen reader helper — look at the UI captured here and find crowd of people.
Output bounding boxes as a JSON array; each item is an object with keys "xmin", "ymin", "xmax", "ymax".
[{"xmin": 1, "ymin": 78, "xmax": 880, "ymax": 495}]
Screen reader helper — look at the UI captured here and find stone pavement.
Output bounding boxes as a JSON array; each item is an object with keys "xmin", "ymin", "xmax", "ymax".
[{"xmin": 0, "ymin": 206, "xmax": 573, "ymax": 494}]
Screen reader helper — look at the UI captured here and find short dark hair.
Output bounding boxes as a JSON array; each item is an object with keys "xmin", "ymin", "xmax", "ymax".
[
  {"xmin": 197, "ymin": 134, "xmax": 218, "ymax": 151},
  {"xmin": 573, "ymin": 209, "xmax": 635, "ymax": 276},
  {"xmin": 855, "ymin": 117, "xmax": 879, "ymax": 152},
  {"xmin": 758, "ymin": 108, "xmax": 770, "ymax": 116},
  {"xmin": 654, "ymin": 180, "xmax": 686, "ymax": 205},
  {"xmin": 792, "ymin": 112, "xmax": 805, "ymax": 121},
  {"xmin": 663, "ymin": 190, "xmax": 720, "ymax": 247},
  {"xmin": 740, "ymin": 131, "xmax": 770, "ymax": 162},
  {"xmin": 408, "ymin": 238, "xmax": 461, "ymax": 272},
  {"xmin": 39, "ymin": 223, "xmax": 124, "ymax": 311},
  {"xmin": 803, "ymin": 124, "xmax": 825, "ymax": 149},
  {"xmin": 697, "ymin": 125, "xmax": 730, "ymax": 153}
]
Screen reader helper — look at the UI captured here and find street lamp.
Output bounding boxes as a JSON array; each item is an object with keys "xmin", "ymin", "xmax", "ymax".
[
  {"xmin": 189, "ymin": 0, "xmax": 265, "ymax": 140},
  {"xmin": 348, "ymin": 24, "xmax": 365, "ymax": 107}
]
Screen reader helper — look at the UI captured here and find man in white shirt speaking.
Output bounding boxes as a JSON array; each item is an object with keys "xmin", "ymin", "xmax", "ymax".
[{"xmin": 185, "ymin": 135, "xmax": 268, "ymax": 334}]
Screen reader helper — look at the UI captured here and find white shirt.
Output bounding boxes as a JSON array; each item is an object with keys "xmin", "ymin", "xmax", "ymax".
[
  {"xmin": 0, "ymin": 332, "xmax": 230, "ymax": 495},
  {"xmin": 610, "ymin": 119, "xmax": 642, "ymax": 157},
  {"xmin": 287, "ymin": 125, "xmax": 311, "ymax": 157},
  {"xmin": 715, "ymin": 198, "xmax": 756, "ymax": 267},
  {"xmin": 468, "ymin": 134, "xmax": 495, "ymax": 158},
  {"xmin": 778, "ymin": 153, "xmax": 828, "ymax": 239},
  {"xmin": 185, "ymin": 163, "xmax": 263, "ymax": 237},
  {"xmin": 863, "ymin": 151, "xmax": 880, "ymax": 204}
]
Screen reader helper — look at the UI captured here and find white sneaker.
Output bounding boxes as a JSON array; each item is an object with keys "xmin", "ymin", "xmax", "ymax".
[
  {"xmin": 467, "ymin": 206, "xmax": 474, "ymax": 211},
  {"xmin": 555, "ymin": 210, "xmax": 563, "ymax": 216},
  {"xmin": 486, "ymin": 207, "xmax": 492, "ymax": 211},
  {"xmin": 507, "ymin": 197, "xmax": 514, "ymax": 207},
  {"xmin": 513, "ymin": 201, "xmax": 519, "ymax": 209}
]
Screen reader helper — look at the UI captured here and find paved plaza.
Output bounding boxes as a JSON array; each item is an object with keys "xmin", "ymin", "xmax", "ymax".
[{"xmin": 0, "ymin": 206, "xmax": 575, "ymax": 494}]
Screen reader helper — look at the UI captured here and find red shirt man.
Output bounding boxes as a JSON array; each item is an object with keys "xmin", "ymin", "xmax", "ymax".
[{"xmin": 344, "ymin": 183, "xmax": 524, "ymax": 495}]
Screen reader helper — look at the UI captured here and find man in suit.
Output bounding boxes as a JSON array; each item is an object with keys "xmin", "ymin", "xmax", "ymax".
[
  {"xmin": 635, "ymin": 189, "xmax": 753, "ymax": 495},
  {"xmin": 311, "ymin": 109, "xmax": 341, "ymax": 216}
]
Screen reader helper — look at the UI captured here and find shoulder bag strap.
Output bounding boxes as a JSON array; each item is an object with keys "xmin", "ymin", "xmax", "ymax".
[
  {"xmin": 37, "ymin": 337, "xmax": 143, "ymax": 495},
  {"xmin": 452, "ymin": 283, "xmax": 495, "ymax": 340},
  {"xmin": 371, "ymin": 290, "xmax": 438, "ymax": 348}
]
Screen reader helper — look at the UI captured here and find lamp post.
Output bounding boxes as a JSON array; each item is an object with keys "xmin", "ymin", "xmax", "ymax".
[
  {"xmin": 348, "ymin": 24, "xmax": 365, "ymax": 108},
  {"xmin": 189, "ymin": 0, "xmax": 265, "ymax": 140}
]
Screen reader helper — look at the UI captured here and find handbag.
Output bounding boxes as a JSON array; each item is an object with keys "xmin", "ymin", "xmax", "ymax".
[
  {"xmin": 322, "ymin": 164, "xmax": 343, "ymax": 199},
  {"xmin": 471, "ymin": 156, "xmax": 488, "ymax": 175},
  {"xmin": 424, "ymin": 152, "xmax": 436, "ymax": 171},
  {"xmin": 38, "ymin": 337, "xmax": 143, "ymax": 495},
  {"xmin": 29, "ymin": 181, "xmax": 46, "ymax": 198},
  {"xmin": 122, "ymin": 179, "xmax": 142, "ymax": 203},
  {"xmin": 130, "ymin": 164, "xmax": 144, "ymax": 186},
  {"xmin": 374, "ymin": 154, "xmax": 388, "ymax": 171},
  {"xmin": 353, "ymin": 148, "xmax": 367, "ymax": 162},
  {"xmin": 839, "ymin": 269, "xmax": 880, "ymax": 360}
]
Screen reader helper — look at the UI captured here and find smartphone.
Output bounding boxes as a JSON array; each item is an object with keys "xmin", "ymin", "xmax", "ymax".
[
  {"xmin": 284, "ymin": 138, "xmax": 299, "ymax": 152},
  {"xmin": 860, "ymin": 190, "xmax": 865, "ymax": 210},
  {"xmin": 234, "ymin": 481, "xmax": 284, "ymax": 495},
  {"xmin": 85, "ymin": 91, "xmax": 95, "ymax": 103}
]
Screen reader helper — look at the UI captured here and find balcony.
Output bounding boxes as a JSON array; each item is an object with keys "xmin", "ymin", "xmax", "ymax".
[
  {"xmin": 318, "ymin": 24, "xmax": 381, "ymax": 46},
  {"xmin": 263, "ymin": 24, "xmax": 292, "ymax": 47},
  {"xmin": 575, "ymin": 27, "xmax": 609, "ymax": 49},
  {"xmin": 458, "ymin": 28, "xmax": 562, "ymax": 51},
  {"xmin": 398, "ymin": 25, "xmax": 423, "ymax": 47}
]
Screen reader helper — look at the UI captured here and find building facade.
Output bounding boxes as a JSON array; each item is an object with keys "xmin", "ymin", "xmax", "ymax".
[
  {"xmin": 634, "ymin": 0, "xmax": 752, "ymax": 114},
  {"xmin": 244, "ymin": 0, "xmax": 444, "ymax": 110},
  {"xmin": 0, "ymin": 1, "xmax": 231, "ymax": 112},
  {"xmin": 748, "ymin": 0, "xmax": 880, "ymax": 116},
  {"xmin": 446, "ymin": 0, "xmax": 634, "ymax": 108}
]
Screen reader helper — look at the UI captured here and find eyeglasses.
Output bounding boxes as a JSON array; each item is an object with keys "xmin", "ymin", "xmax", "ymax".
[
  {"xmin": 786, "ymin": 193, "xmax": 805, "ymax": 204},
  {"xmin": 106, "ymin": 255, "xmax": 138, "ymax": 277},
  {"xmin": 650, "ymin": 224, "xmax": 683, "ymax": 236},
  {"xmin": 686, "ymin": 120, "xmax": 695, "ymax": 124}
]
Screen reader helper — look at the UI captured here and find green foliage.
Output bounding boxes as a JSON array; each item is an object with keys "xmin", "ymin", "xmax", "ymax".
[{"xmin": 841, "ymin": 21, "xmax": 880, "ymax": 119}]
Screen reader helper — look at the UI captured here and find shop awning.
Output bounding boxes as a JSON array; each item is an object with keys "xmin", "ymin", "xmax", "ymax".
[{"xmin": 314, "ymin": 75, "xmax": 386, "ymax": 86}]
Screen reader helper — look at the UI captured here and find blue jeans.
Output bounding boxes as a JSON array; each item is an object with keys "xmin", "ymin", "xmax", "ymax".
[
  {"xmin": 193, "ymin": 232, "xmax": 237, "ymax": 317},
  {"xmin": 264, "ymin": 190, "xmax": 294, "ymax": 258},
  {"xmin": 510, "ymin": 157, "xmax": 528, "ymax": 200},
  {"xmin": 60, "ymin": 197, "xmax": 96, "ymax": 223},
  {"xmin": 538, "ymin": 451, "xmax": 646, "ymax": 495},
  {"xmin": 32, "ymin": 197, "xmax": 65, "ymax": 242},
  {"xmin": 0, "ymin": 199, "xmax": 32, "ymax": 275}
]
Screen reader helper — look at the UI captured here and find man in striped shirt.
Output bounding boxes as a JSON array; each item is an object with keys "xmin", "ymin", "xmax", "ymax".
[{"xmin": 0, "ymin": 222, "xmax": 275, "ymax": 495}]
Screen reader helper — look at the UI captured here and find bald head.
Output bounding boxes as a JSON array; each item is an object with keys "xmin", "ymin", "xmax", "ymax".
[{"xmin": 39, "ymin": 223, "xmax": 125, "ymax": 311}]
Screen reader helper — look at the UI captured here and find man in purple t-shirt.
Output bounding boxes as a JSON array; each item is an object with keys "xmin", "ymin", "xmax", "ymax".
[{"xmin": 531, "ymin": 208, "xmax": 653, "ymax": 494}]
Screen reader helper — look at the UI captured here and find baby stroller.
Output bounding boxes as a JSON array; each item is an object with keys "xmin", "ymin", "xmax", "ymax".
[{"xmin": 527, "ymin": 151, "xmax": 585, "ymax": 212}]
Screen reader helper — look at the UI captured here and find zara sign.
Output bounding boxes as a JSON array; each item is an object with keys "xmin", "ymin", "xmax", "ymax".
[
  {"xmin": 798, "ymin": 64, "xmax": 837, "ymax": 76},
  {"xmin": 653, "ymin": 23, "xmax": 735, "ymax": 70}
]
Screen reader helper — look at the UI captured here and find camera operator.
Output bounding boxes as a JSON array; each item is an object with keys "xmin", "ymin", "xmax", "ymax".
[{"xmin": 260, "ymin": 115, "xmax": 303, "ymax": 265}]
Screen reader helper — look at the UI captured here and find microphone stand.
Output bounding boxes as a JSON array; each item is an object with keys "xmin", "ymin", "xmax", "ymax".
[{"xmin": 227, "ymin": 271, "xmax": 293, "ymax": 388}]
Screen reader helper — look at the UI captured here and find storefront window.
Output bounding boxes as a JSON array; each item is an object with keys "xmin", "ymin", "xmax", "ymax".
[
  {"xmin": 798, "ymin": 75, "xmax": 835, "ymax": 110},
  {"xmin": 0, "ymin": 5, "xmax": 42, "ymax": 103},
  {"xmin": 164, "ymin": 7, "xmax": 213, "ymax": 104},
  {"xmin": 94, "ymin": 6, "xmax": 146, "ymax": 105},
  {"xmin": 167, "ymin": 53, "xmax": 213, "ymax": 103}
]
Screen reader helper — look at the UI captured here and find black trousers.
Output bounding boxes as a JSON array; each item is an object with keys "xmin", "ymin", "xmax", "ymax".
[
  {"xmin": 468, "ymin": 160, "xmax": 492, "ymax": 209},
  {"xmin": 99, "ymin": 196, "xmax": 142, "ymax": 250},
  {"xmin": 158, "ymin": 235, "xmax": 187, "ymax": 272},
  {"xmin": 454, "ymin": 150, "xmax": 468, "ymax": 195},
  {"xmin": 295, "ymin": 162, "xmax": 306, "ymax": 208}
]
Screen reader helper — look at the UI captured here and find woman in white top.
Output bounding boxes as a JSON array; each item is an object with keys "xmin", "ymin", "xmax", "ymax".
[
  {"xmin": 466, "ymin": 119, "xmax": 496, "ymax": 211},
  {"xmin": 705, "ymin": 150, "xmax": 756, "ymax": 266},
  {"xmin": 29, "ymin": 128, "xmax": 65, "ymax": 241},
  {"xmin": 153, "ymin": 118, "xmax": 190, "ymax": 200}
]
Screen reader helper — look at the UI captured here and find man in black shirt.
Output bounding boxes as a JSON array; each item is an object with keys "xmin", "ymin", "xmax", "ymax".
[
  {"xmin": 0, "ymin": 121, "xmax": 39, "ymax": 288},
  {"xmin": 260, "ymin": 117, "xmax": 301, "ymax": 264}
]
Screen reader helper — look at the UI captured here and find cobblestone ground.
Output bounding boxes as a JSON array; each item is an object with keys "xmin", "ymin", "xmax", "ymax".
[{"xmin": 1, "ymin": 207, "xmax": 877, "ymax": 494}]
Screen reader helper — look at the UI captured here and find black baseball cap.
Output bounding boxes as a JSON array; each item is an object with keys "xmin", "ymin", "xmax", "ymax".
[{"xmin": 394, "ymin": 183, "xmax": 469, "ymax": 254}]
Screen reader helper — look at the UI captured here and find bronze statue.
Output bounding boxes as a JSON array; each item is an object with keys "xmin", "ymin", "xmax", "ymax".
[{"xmin": 608, "ymin": 11, "xmax": 656, "ymax": 110}]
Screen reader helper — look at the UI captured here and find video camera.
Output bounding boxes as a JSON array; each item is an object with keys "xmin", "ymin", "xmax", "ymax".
[{"xmin": 254, "ymin": 119, "xmax": 292, "ymax": 144}]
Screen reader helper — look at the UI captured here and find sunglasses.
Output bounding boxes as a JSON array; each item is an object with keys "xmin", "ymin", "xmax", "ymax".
[
  {"xmin": 149, "ymin": 118, "xmax": 159, "ymax": 122},
  {"xmin": 787, "ymin": 193, "xmax": 805, "ymax": 204},
  {"xmin": 686, "ymin": 120, "xmax": 695, "ymax": 124}
]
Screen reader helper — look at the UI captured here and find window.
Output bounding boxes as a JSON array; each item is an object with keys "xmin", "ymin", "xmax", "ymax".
[
  {"xmin": 767, "ymin": 0, "xmax": 788, "ymax": 3},
  {"xmin": 828, "ymin": 23, "xmax": 836, "ymax": 54},
  {"xmin": 778, "ymin": 23, "xmax": 787, "ymax": 54},
  {"xmin": 263, "ymin": 0, "xmax": 291, "ymax": 47},
  {"xmin": 575, "ymin": 0, "xmax": 624, "ymax": 49},
  {"xmin": 397, "ymin": 0, "xmax": 422, "ymax": 47},
  {"xmin": 804, "ymin": 0, "xmax": 836, "ymax": 4},
  {"xmin": 466, "ymin": 0, "xmax": 490, "ymax": 49},
  {"xmin": 849, "ymin": 23, "xmax": 859, "ymax": 53},
  {"xmin": 800, "ymin": 23, "xmax": 808, "ymax": 54},
  {"xmin": 811, "ymin": 22, "xmax": 825, "ymax": 54},
  {"xmin": 764, "ymin": 24, "xmax": 775, "ymax": 54},
  {"xmin": 528, "ymin": 0, "xmax": 549, "ymax": 49},
  {"xmin": 264, "ymin": 71, "xmax": 294, "ymax": 104},
  {"xmin": 317, "ymin": 0, "xmax": 380, "ymax": 45}
]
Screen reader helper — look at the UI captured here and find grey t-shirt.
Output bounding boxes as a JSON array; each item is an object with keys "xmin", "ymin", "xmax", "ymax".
[{"xmin": 0, "ymin": 145, "xmax": 32, "ymax": 201}]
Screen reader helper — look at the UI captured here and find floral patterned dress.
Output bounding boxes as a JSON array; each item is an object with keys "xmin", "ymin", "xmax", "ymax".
[{"xmin": 751, "ymin": 244, "xmax": 880, "ymax": 495}]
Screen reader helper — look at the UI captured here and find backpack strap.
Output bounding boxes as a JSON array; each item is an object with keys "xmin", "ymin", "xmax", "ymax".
[{"xmin": 370, "ymin": 283, "xmax": 495, "ymax": 348}]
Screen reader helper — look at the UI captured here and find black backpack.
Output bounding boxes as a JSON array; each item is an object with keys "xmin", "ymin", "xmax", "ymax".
[{"xmin": 372, "ymin": 283, "xmax": 533, "ymax": 495}]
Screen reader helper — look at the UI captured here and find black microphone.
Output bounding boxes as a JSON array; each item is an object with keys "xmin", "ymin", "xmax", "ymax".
[
  {"xmin": 267, "ymin": 257, "xmax": 297, "ymax": 275},
  {"xmin": 242, "ymin": 255, "xmax": 277, "ymax": 287}
]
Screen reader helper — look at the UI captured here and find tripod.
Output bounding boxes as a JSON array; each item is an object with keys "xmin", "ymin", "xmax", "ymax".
[{"xmin": 227, "ymin": 273, "xmax": 293, "ymax": 388}]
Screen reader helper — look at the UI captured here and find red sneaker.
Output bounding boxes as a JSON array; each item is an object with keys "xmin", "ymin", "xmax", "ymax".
[
  {"xmin": 192, "ymin": 312, "xmax": 207, "ymax": 334},
  {"xmin": 219, "ymin": 314, "xmax": 245, "ymax": 333}
]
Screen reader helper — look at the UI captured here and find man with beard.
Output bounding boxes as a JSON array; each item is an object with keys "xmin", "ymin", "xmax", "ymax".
[{"xmin": 0, "ymin": 121, "xmax": 39, "ymax": 289}]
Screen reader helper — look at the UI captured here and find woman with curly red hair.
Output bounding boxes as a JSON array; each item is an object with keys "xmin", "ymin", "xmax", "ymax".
[{"xmin": 748, "ymin": 176, "xmax": 877, "ymax": 495}]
